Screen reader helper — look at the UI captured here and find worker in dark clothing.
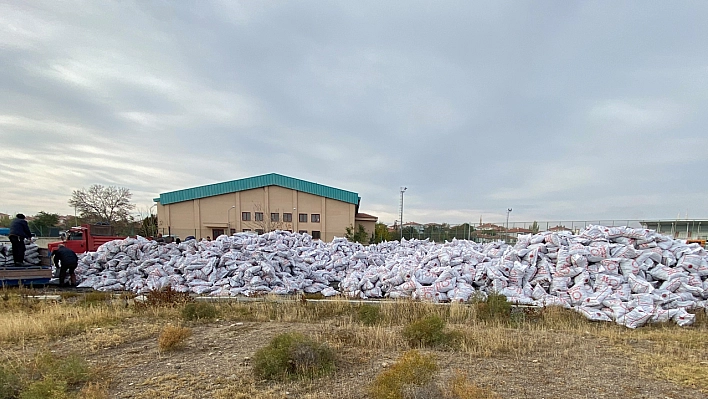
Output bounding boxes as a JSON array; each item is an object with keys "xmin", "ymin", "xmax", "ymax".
[
  {"xmin": 52, "ymin": 244, "xmax": 79, "ymax": 287},
  {"xmin": 9, "ymin": 214, "xmax": 32, "ymax": 266}
]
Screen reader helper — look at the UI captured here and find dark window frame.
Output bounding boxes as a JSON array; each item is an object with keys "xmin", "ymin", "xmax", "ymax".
[
  {"xmin": 242, "ymin": 212, "xmax": 251, "ymax": 221},
  {"xmin": 311, "ymin": 214, "xmax": 320, "ymax": 223},
  {"xmin": 255, "ymin": 212, "xmax": 264, "ymax": 222},
  {"xmin": 299, "ymin": 213, "xmax": 308, "ymax": 223},
  {"xmin": 298, "ymin": 230, "xmax": 308, "ymax": 234},
  {"xmin": 283, "ymin": 213, "xmax": 292, "ymax": 222},
  {"xmin": 312, "ymin": 230, "xmax": 321, "ymax": 239},
  {"xmin": 271, "ymin": 213, "xmax": 279, "ymax": 222}
]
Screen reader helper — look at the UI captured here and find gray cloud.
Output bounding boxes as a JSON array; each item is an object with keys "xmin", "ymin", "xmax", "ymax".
[{"xmin": 1, "ymin": 1, "xmax": 707, "ymax": 225}]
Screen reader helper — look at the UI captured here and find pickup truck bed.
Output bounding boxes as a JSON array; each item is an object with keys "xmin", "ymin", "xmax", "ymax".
[{"xmin": 0, "ymin": 264, "xmax": 53, "ymax": 287}]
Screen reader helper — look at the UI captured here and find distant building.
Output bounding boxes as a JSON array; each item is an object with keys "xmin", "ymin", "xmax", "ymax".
[
  {"xmin": 155, "ymin": 173, "xmax": 377, "ymax": 242},
  {"xmin": 641, "ymin": 220, "xmax": 708, "ymax": 240},
  {"xmin": 402, "ymin": 222, "xmax": 425, "ymax": 234}
]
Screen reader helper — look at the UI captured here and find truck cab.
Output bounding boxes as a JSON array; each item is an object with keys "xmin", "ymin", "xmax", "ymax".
[{"xmin": 47, "ymin": 224, "xmax": 124, "ymax": 254}]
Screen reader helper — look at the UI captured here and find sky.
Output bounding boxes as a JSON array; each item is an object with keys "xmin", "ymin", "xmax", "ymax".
[{"xmin": 1, "ymin": 1, "xmax": 707, "ymax": 226}]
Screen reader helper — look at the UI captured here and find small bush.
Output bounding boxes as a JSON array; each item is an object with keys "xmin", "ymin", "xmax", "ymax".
[
  {"xmin": 158, "ymin": 325, "xmax": 192, "ymax": 352},
  {"xmin": 402, "ymin": 315, "xmax": 452, "ymax": 347},
  {"xmin": 474, "ymin": 293, "xmax": 511, "ymax": 322},
  {"xmin": 253, "ymin": 333, "xmax": 335, "ymax": 380},
  {"xmin": 0, "ymin": 365, "xmax": 21, "ymax": 399},
  {"xmin": 181, "ymin": 302, "xmax": 219, "ymax": 321},
  {"xmin": 358, "ymin": 304, "xmax": 381, "ymax": 326},
  {"xmin": 369, "ymin": 350, "xmax": 437, "ymax": 399},
  {"xmin": 19, "ymin": 376, "xmax": 68, "ymax": 399}
]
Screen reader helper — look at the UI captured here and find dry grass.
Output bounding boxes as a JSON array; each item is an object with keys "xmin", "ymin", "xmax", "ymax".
[
  {"xmin": 3, "ymin": 290, "xmax": 708, "ymax": 395},
  {"xmin": 0, "ymin": 300, "xmax": 133, "ymax": 343},
  {"xmin": 158, "ymin": 325, "xmax": 192, "ymax": 352},
  {"xmin": 369, "ymin": 350, "xmax": 438, "ymax": 399}
]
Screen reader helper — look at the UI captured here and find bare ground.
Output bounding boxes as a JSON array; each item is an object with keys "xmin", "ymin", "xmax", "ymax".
[{"xmin": 6, "ymin": 317, "xmax": 706, "ymax": 399}]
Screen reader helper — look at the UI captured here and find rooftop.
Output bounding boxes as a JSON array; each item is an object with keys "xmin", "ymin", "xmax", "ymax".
[{"xmin": 155, "ymin": 173, "xmax": 360, "ymax": 206}]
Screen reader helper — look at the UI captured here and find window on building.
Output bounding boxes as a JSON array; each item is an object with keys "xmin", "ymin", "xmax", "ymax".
[
  {"xmin": 255, "ymin": 229, "xmax": 264, "ymax": 235},
  {"xmin": 298, "ymin": 230, "xmax": 308, "ymax": 234},
  {"xmin": 311, "ymin": 214, "xmax": 320, "ymax": 223},
  {"xmin": 255, "ymin": 212, "xmax": 263, "ymax": 221},
  {"xmin": 312, "ymin": 230, "xmax": 321, "ymax": 240},
  {"xmin": 242, "ymin": 228, "xmax": 251, "ymax": 232},
  {"xmin": 271, "ymin": 213, "xmax": 279, "ymax": 222},
  {"xmin": 212, "ymin": 229, "xmax": 224, "ymax": 238},
  {"xmin": 283, "ymin": 213, "xmax": 292, "ymax": 222},
  {"xmin": 285, "ymin": 229, "xmax": 293, "ymax": 233},
  {"xmin": 299, "ymin": 213, "xmax": 308, "ymax": 223},
  {"xmin": 230, "ymin": 229, "xmax": 236, "ymax": 235},
  {"xmin": 242, "ymin": 212, "xmax": 251, "ymax": 221}
]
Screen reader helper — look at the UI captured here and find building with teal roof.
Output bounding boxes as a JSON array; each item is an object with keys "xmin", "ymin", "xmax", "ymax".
[{"xmin": 155, "ymin": 173, "xmax": 377, "ymax": 242}]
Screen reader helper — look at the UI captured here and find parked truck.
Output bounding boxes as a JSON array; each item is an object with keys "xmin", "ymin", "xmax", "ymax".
[{"xmin": 1, "ymin": 224, "xmax": 126, "ymax": 287}]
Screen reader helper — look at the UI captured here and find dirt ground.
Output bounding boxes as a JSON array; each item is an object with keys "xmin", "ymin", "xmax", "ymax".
[{"xmin": 8, "ymin": 316, "xmax": 705, "ymax": 399}]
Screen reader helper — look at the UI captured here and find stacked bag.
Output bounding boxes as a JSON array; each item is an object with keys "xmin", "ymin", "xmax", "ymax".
[{"xmin": 74, "ymin": 226, "xmax": 708, "ymax": 328}]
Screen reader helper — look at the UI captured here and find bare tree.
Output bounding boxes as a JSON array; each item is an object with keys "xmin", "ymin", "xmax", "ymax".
[
  {"xmin": 69, "ymin": 185, "xmax": 135, "ymax": 224},
  {"xmin": 244, "ymin": 203, "xmax": 293, "ymax": 233}
]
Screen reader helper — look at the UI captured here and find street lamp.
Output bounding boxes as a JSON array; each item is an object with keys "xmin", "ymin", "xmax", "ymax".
[
  {"xmin": 400, "ymin": 187, "xmax": 407, "ymax": 240},
  {"xmin": 227, "ymin": 205, "xmax": 236, "ymax": 234},
  {"xmin": 506, "ymin": 208, "xmax": 512, "ymax": 242}
]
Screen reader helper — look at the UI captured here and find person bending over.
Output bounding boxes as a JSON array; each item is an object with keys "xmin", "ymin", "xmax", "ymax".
[{"xmin": 53, "ymin": 244, "xmax": 79, "ymax": 287}]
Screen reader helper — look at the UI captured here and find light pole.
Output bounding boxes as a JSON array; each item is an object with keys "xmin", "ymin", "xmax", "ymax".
[
  {"xmin": 400, "ymin": 187, "xmax": 407, "ymax": 240},
  {"xmin": 227, "ymin": 205, "xmax": 235, "ymax": 235},
  {"xmin": 506, "ymin": 208, "xmax": 512, "ymax": 242}
]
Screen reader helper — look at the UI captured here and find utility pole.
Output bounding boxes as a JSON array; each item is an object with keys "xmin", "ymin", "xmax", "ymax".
[
  {"xmin": 506, "ymin": 208, "xmax": 512, "ymax": 242},
  {"xmin": 400, "ymin": 187, "xmax": 407, "ymax": 240}
]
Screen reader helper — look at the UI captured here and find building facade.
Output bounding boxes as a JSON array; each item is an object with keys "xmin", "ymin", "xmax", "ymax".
[
  {"xmin": 640, "ymin": 220, "xmax": 708, "ymax": 240},
  {"xmin": 154, "ymin": 173, "xmax": 377, "ymax": 242}
]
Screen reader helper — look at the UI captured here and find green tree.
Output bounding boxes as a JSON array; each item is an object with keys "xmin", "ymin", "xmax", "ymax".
[
  {"xmin": 0, "ymin": 214, "xmax": 11, "ymax": 227},
  {"xmin": 29, "ymin": 211, "xmax": 60, "ymax": 236},
  {"xmin": 138, "ymin": 214, "xmax": 158, "ymax": 237},
  {"xmin": 345, "ymin": 224, "xmax": 369, "ymax": 244},
  {"xmin": 370, "ymin": 222, "xmax": 391, "ymax": 244},
  {"xmin": 530, "ymin": 221, "xmax": 540, "ymax": 233},
  {"xmin": 69, "ymin": 185, "xmax": 135, "ymax": 224}
]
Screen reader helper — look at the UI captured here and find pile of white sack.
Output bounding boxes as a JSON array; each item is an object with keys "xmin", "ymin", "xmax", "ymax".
[
  {"xmin": 75, "ymin": 226, "xmax": 708, "ymax": 328},
  {"xmin": 0, "ymin": 240, "xmax": 40, "ymax": 266}
]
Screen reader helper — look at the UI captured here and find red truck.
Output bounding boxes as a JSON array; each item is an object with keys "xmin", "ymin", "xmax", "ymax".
[{"xmin": 47, "ymin": 224, "xmax": 126, "ymax": 254}]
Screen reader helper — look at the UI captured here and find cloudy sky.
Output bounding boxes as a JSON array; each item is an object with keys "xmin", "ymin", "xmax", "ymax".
[{"xmin": 1, "ymin": 1, "xmax": 707, "ymax": 225}]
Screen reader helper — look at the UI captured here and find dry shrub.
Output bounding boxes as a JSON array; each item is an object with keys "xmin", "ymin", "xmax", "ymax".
[
  {"xmin": 369, "ymin": 350, "xmax": 437, "ymax": 399},
  {"xmin": 79, "ymin": 382, "xmax": 111, "ymax": 399},
  {"xmin": 253, "ymin": 333, "xmax": 335, "ymax": 380},
  {"xmin": 158, "ymin": 325, "xmax": 192, "ymax": 352},
  {"xmin": 445, "ymin": 370, "xmax": 501, "ymax": 399},
  {"xmin": 403, "ymin": 315, "xmax": 458, "ymax": 348},
  {"xmin": 139, "ymin": 286, "xmax": 193, "ymax": 309},
  {"xmin": 181, "ymin": 302, "xmax": 219, "ymax": 321}
]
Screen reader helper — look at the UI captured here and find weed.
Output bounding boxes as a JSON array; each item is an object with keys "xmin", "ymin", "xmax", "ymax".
[
  {"xmin": 369, "ymin": 350, "xmax": 437, "ymax": 399},
  {"xmin": 473, "ymin": 293, "xmax": 511, "ymax": 322},
  {"xmin": 357, "ymin": 304, "xmax": 381, "ymax": 326},
  {"xmin": 0, "ymin": 365, "xmax": 21, "ymax": 399},
  {"xmin": 402, "ymin": 315, "xmax": 454, "ymax": 347},
  {"xmin": 158, "ymin": 325, "xmax": 192, "ymax": 352},
  {"xmin": 181, "ymin": 302, "xmax": 219, "ymax": 321},
  {"xmin": 19, "ymin": 376, "xmax": 68, "ymax": 399},
  {"xmin": 253, "ymin": 333, "xmax": 336, "ymax": 380}
]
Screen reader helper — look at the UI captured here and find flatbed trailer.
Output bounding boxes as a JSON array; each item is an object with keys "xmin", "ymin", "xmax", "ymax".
[{"xmin": 0, "ymin": 264, "xmax": 52, "ymax": 287}]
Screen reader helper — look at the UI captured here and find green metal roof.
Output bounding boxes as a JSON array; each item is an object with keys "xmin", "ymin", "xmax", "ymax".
[{"xmin": 155, "ymin": 173, "xmax": 360, "ymax": 205}]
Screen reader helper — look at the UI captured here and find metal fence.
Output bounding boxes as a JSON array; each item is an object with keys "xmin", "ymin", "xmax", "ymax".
[{"xmin": 394, "ymin": 220, "xmax": 662, "ymax": 243}]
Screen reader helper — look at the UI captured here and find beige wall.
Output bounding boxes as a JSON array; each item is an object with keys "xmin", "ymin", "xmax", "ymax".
[{"xmin": 157, "ymin": 186, "xmax": 364, "ymax": 241}]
